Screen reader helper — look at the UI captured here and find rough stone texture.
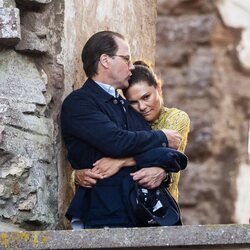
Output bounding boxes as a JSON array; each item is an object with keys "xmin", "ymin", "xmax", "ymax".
[
  {"xmin": 216, "ymin": 0, "xmax": 250, "ymax": 72},
  {"xmin": 156, "ymin": 0, "xmax": 250, "ymax": 224},
  {"xmin": 0, "ymin": 224, "xmax": 249, "ymax": 249},
  {"xmin": 15, "ymin": 0, "xmax": 52, "ymax": 6},
  {"xmin": 0, "ymin": 0, "xmax": 16, "ymax": 7},
  {"xmin": 15, "ymin": 10, "xmax": 50, "ymax": 53},
  {"xmin": 0, "ymin": 8, "xmax": 21, "ymax": 46},
  {"xmin": 15, "ymin": 25, "xmax": 49, "ymax": 53},
  {"xmin": 0, "ymin": 0, "xmax": 64, "ymax": 230},
  {"xmin": 0, "ymin": 221, "xmax": 21, "ymax": 232},
  {"xmin": 235, "ymin": 163, "xmax": 250, "ymax": 223},
  {"xmin": 0, "ymin": 50, "xmax": 57, "ymax": 229},
  {"xmin": 157, "ymin": 0, "xmax": 215, "ymax": 16},
  {"xmin": 0, "ymin": 50, "xmax": 47, "ymax": 103},
  {"xmin": 62, "ymin": 0, "xmax": 157, "ymax": 91}
]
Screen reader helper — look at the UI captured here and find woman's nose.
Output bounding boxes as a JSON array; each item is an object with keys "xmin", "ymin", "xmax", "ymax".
[{"xmin": 138, "ymin": 101, "xmax": 146, "ymax": 111}]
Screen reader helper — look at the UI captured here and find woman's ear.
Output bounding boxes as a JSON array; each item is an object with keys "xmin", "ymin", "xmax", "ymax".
[
  {"xmin": 99, "ymin": 54, "xmax": 110, "ymax": 69},
  {"xmin": 156, "ymin": 84, "xmax": 163, "ymax": 97}
]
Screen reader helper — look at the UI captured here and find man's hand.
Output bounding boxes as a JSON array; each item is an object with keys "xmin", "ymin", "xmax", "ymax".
[
  {"xmin": 75, "ymin": 169, "xmax": 103, "ymax": 188},
  {"xmin": 130, "ymin": 167, "xmax": 167, "ymax": 189},
  {"xmin": 161, "ymin": 129, "xmax": 181, "ymax": 149}
]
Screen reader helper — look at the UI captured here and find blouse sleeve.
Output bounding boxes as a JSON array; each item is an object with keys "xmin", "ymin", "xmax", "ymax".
[{"xmin": 162, "ymin": 110, "xmax": 190, "ymax": 153}]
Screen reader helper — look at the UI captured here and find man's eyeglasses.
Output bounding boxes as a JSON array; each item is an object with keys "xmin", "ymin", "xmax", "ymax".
[{"xmin": 111, "ymin": 55, "xmax": 132, "ymax": 65}]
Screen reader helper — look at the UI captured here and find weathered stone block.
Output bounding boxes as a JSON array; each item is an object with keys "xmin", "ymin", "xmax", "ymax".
[
  {"xmin": 0, "ymin": 155, "xmax": 32, "ymax": 179},
  {"xmin": 0, "ymin": 8, "xmax": 21, "ymax": 46},
  {"xmin": 0, "ymin": 49, "xmax": 56, "ymax": 229},
  {"xmin": 18, "ymin": 193, "xmax": 36, "ymax": 211},
  {"xmin": 0, "ymin": 0, "xmax": 16, "ymax": 7},
  {"xmin": 0, "ymin": 225, "xmax": 249, "ymax": 249},
  {"xmin": 15, "ymin": 25, "xmax": 49, "ymax": 53},
  {"xmin": 156, "ymin": 1, "xmax": 250, "ymax": 226},
  {"xmin": 186, "ymin": 48, "xmax": 214, "ymax": 89},
  {"xmin": 157, "ymin": 14, "xmax": 215, "ymax": 44},
  {"xmin": 156, "ymin": 43, "xmax": 189, "ymax": 66},
  {"xmin": 0, "ymin": 50, "xmax": 46, "ymax": 104},
  {"xmin": 158, "ymin": 0, "xmax": 215, "ymax": 16},
  {"xmin": 15, "ymin": 0, "xmax": 52, "ymax": 6},
  {"xmin": 14, "ymin": 10, "xmax": 50, "ymax": 53},
  {"xmin": 0, "ymin": 221, "xmax": 20, "ymax": 232}
]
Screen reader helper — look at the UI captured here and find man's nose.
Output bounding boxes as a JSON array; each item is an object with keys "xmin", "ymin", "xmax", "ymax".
[{"xmin": 129, "ymin": 62, "xmax": 135, "ymax": 70}]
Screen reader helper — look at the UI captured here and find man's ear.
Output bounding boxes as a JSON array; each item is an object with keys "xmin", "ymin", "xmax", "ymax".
[{"xmin": 99, "ymin": 54, "xmax": 110, "ymax": 69}]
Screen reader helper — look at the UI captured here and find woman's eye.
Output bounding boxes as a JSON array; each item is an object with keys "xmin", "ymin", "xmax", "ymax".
[
  {"xmin": 129, "ymin": 101, "xmax": 137, "ymax": 105},
  {"xmin": 143, "ymin": 95, "xmax": 150, "ymax": 100}
]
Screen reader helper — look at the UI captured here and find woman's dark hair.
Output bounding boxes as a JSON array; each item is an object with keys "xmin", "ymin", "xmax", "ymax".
[
  {"xmin": 123, "ymin": 60, "xmax": 161, "ymax": 95},
  {"xmin": 81, "ymin": 31, "xmax": 125, "ymax": 78}
]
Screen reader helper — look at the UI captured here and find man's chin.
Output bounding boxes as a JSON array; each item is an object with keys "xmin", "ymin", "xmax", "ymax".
[{"xmin": 120, "ymin": 81, "xmax": 129, "ymax": 89}]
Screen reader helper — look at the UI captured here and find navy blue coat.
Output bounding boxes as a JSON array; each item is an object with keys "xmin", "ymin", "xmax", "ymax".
[{"xmin": 61, "ymin": 79, "xmax": 186, "ymax": 227}]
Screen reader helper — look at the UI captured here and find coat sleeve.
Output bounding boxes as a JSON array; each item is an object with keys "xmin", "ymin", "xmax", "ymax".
[
  {"xmin": 61, "ymin": 94, "xmax": 168, "ymax": 158},
  {"xmin": 134, "ymin": 147, "xmax": 188, "ymax": 172}
]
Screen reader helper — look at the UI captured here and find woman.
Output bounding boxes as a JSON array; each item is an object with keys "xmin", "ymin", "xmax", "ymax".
[{"xmin": 75, "ymin": 61, "xmax": 190, "ymax": 202}]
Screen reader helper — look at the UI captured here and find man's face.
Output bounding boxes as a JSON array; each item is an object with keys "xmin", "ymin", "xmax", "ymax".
[{"xmin": 109, "ymin": 37, "xmax": 135, "ymax": 89}]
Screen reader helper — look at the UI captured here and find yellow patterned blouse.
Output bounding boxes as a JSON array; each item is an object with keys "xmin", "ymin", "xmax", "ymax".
[{"xmin": 151, "ymin": 106, "xmax": 190, "ymax": 201}]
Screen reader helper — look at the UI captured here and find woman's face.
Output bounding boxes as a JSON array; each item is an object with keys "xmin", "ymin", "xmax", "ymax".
[{"xmin": 125, "ymin": 81, "xmax": 162, "ymax": 122}]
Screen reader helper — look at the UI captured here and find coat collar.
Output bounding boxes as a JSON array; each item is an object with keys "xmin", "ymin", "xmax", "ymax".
[{"xmin": 82, "ymin": 79, "xmax": 129, "ymax": 109}]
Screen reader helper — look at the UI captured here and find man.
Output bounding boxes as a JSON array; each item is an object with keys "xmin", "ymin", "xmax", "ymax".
[{"xmin": 61, "ymin": 31, "xmax": 182, "ymax": 228}]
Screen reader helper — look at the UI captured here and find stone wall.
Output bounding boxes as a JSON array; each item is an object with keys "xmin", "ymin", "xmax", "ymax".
[
  {"xmin": 156, "ymin": 0, "xmax": 250, "ymax": 224},
  {"xmin": 1, "ymin": 224, "xmax": 250, "ymax": 249},
  {"xmin": 1, "ymin": 0, "xmax": 249, "ymax": 232},
  {"xmin": 0, "ymin": 0, "xmax": 157, "ymax": 230},
  {"xmin": 0, "ymin": 0, "xmax": 64, "ymax": 231}
]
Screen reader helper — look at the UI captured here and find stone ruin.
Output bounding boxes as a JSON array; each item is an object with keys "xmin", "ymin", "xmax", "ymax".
[
  {"xmin": 0, "ymin": 0, "xmax": 66, "ymax": 230},
  {"xmin": 156, "ymin": 0, "xmax": 250, "ymax": 225},
  {"xmin": 0, "ymin": 0, "xmax": 249, "ymax": 231}
]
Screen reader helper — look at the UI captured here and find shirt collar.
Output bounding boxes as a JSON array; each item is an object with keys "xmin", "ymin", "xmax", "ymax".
[{"xmin": 95, "ymin": 81, "xmax": 118, "ymax": 98}]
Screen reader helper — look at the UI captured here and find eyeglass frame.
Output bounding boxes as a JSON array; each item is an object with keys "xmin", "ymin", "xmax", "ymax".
[{"xmin": 109, "ymin": 54, "xmax": 132, "ymax": 65}]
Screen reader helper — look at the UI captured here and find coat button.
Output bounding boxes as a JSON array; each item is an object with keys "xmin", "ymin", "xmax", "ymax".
[
  {"xmin": 113, "ymin": 99, "xmax": 118, "ymax": 104},
  {"xmin": 162, "ymin": 142, "xmax": 167, "ymax": 147}
]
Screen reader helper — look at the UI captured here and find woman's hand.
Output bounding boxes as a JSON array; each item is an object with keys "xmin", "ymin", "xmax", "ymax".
[
  {"xmin": 130, "ymin": 167, "xmax": 167, "ymax": 189},
  {"xmin": 92, "ymin": 157, "xmax": 126, "ymax": 178}
]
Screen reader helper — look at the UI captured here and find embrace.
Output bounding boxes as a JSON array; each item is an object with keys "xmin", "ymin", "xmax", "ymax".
[{"xmin": 61, "ymin": 31, "xmax": 190, "ymax": 229}]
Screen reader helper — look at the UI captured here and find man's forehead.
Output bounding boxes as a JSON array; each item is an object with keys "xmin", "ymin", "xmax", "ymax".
[{"xmin": 115, "ymin": 37, "xmax": 130, "ymax": 52}]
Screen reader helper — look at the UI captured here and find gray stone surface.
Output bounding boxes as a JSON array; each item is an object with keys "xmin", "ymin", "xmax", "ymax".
[
  {"xmin": 15, "ymin": 11, "xmax": 50, "ymax": 53},
  {"xmin": 0, "ymin": 224, "xmax": 249, "ymax": 249},
  {"xmin": 0, "ymin": 50, "xmax": 46, "ymax": 104},
  {"xmin": 15, "ymin": 26, "xmax": 49, "ymax": 53},
  {"xmin": 0, "ymin": 222, "xmax": 20, "ymax": 232},
  {"xmin": 156, "ymin": 0, "xmax": 250, "ymax": 225},
  {"xmin": 0, "ymin": 0, "xmax": 16, "ymax": 7},
  {"xmin": 0, "ymin": 8, "xmax": 21, "ymax": 46},
  {"xmin": 0, "ymin": 49, "xmax": 57, "ymax": 229},
  {"xmin": 16, "ymin": 0, "xmax": 52, "ymax": 6},
  {"xmin": 157, "ymin": 14, "xmax": 215, "ymax": 44}
]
